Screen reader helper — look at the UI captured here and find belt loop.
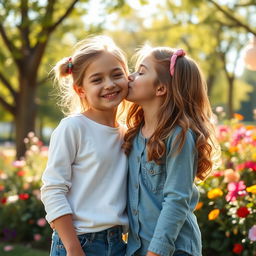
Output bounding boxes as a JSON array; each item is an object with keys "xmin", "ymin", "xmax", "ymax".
[{"xmin": 91, "ymin": 232, "xmax": 95, "ymax": 241}]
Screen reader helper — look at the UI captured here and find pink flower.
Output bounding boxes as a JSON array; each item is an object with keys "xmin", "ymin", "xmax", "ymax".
[
  {"xmin": 3, "ymin": 245, "xmax": 14, "ymax": 251},
  {"xmin": 249, "ymin": 225, "xmax": 256, "ymax": 241},
  {"xmin": 34, "ymin": 233, "xmax": 42, "ymax": 241},
  {"xmin": 244, "ymin": 161, "xmax": 256, "ymax": 171},
  {"xmin": 223, "ymin": 169, "xmax": 240, "ymax": 183},
  {"xmin": 37, "ymin": 218, "xmax": 47, "ymax": 227},
  {"xmin": 12, "ymin": 160, "xmax": 26, "ymax": 168},
  {"xmin": 236, "ymin": 161, "xmax": 256, "ymax": 171},
  {"xmin": 225, "ymin": 181, "xmax": 246, "ymax": 202}
]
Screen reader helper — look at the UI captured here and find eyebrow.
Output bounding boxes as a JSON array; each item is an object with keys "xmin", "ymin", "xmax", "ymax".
[
  {"xmin": 89, "ymin": 67, "xmax": 123, "ymax": 79},
  {"xmin": 139, "ymin": 64, "xmax": 149, "ymax": 70}
]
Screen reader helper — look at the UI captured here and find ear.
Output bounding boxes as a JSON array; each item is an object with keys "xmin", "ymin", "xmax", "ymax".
[
  {"xmin": 155, "ymin": 84, "xmax": 167, "ymax": 96},
  {"xmin": 73, "ymin": 84, "xmax": 86, "ymax": 98}
]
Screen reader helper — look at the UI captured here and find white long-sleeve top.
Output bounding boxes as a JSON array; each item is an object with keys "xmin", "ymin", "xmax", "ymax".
[{"xmin": 41, "ymin": 114, "xmax": 128, "ymax": 234}]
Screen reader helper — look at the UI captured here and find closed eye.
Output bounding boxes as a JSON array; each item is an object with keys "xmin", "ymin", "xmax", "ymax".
[
  {"xmin": 91, "ymin": 78, "xmax": 102, "ymax": 83},
  {"xmin": 113, "ymin": 73, "xmax": 124, "ymax": 78}
]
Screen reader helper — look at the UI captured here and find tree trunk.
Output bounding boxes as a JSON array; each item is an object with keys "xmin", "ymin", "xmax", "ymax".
[
  {"xmin": 15, "ymin": 76, "xmax": 37, "ymax": 159},
  {"xmin": 227, "ymin": 77, "xmax": 234, "ymax": 119},
  {"xmin": 207, "ymin": 73, "xmax": 215, "ymax": 97}
]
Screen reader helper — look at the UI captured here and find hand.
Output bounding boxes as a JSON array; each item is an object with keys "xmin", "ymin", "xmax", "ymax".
[{"xmin": 146, "ymin": 251, "xmax": 160, "ymax": 256}]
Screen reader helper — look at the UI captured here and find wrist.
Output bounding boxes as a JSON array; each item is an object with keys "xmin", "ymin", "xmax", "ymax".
[{"xmin": 65, "ymin": 240, "xmax": 81, "ymax": 251}]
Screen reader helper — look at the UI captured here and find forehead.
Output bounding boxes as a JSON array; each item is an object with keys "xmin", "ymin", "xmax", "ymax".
[
  {"xmin": 85, "ymin": 52, "xmax": 125, "ymax": 76},
  {"xmin": 139, "ymin": 55, "xmax": 155, "ymax": 70}
]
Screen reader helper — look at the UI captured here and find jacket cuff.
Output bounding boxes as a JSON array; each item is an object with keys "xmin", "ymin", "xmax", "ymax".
[{"xmin": 148, "ymin": 238, "xmax": 174, "ymax": 256}]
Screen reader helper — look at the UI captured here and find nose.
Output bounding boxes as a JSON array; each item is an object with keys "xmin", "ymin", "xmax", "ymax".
[
  {"xmin": 128, "ymin": 74, "xmax": 134, "ymax": 81},
  {"xmin": 104, "ymin": 77, "xmax": 116, "ymax": 89}
]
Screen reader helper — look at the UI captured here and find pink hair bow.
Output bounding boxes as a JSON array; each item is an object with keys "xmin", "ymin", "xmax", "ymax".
[{"xmin": 170, "ymin": 49, "xmax": 186, "ymax": 76}]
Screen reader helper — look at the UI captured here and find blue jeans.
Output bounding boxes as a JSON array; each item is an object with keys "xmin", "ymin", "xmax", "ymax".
[
  {"xmin": 50, "ymin": 226, "xmax": 126, "ymax": 256},
  {"xmin": 134, "ymin": 250, "xmax": 192, "ymax": 256},
  {"xmin": 173, "ymin": 251, "xmax": 192, "ymax": 256}
]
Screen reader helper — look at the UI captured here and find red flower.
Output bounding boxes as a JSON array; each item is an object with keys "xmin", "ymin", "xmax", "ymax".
[
  {"xmin": 233, "ymin": 243, "xmax": 243, "ymax": 254},
  {"xmin": 17, "ymin": 170, "xmax": 25, "ymax": 176},
  {"xmin": 19, "ymin": 193, "xmax": 29, "ymax": 200},
  {"xmin": 237, "ymin": 206, "xmax": 250, "ymax": 218},
  {"xmin": 1, "ymin": 197, "xmax": 7, "ymax": 204}
]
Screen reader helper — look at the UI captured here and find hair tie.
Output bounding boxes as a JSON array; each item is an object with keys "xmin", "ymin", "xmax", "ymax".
[
  {"xmin": 67, "ymin": 57, "xmax": 73, "ymax": 74},
  {"xmin": 170, "ymin": 49, "xmax": 186, "ymax": 76}
]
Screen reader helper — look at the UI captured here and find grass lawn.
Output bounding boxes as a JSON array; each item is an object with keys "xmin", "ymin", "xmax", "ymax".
[{"xmin": 0, "ymin": 243, "xmax": 48, "ymax": 256}]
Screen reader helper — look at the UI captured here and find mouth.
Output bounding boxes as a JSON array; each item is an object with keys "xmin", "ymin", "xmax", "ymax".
[{"xmin": 101, "ymin": 91, "xmax": 120, "ymax": 99}]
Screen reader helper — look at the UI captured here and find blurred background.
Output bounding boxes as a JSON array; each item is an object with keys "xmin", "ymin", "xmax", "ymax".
[{"xmin": 0, "ymin": 0, "xmax": 256, "ymax": 255}]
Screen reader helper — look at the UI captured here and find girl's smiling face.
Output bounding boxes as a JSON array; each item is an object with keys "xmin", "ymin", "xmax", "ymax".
[
  {"xmin": 126, "ymin": 55, "xmax": 158, "ymax": 104},
  {"xmin": 75, "ymin": 52, "xmax": 128, "ymax": 111}
]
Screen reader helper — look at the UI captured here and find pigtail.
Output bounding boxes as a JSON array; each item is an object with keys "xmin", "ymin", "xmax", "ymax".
[
  {"xmin": 51, "ymin": 57, "xmax": 81, "ymax": 116},
  {"xmin": 53, "ymin": 57, "xmax": 73, "ymax": 80}
]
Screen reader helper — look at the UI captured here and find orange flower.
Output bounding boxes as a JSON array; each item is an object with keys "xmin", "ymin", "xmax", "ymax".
[
  {"xmin": 246, "ymin": 125, "xmax": 255, "ymax": 130},
  {"xmin": 195, "ymin": 202, "xmax": 203, "ymax": 211},
  {"xmin": 208, "ymin": 209, "xmax": 220, "ymax": 220},
  {"xmin": 122, "ymin": 233, "xmax": 128, "ymax": 243},
  {"xmin": 246, "ymin": 185, "xmax": 256, "ymax": 194},
  {"xmin": 229, "ymin": 146, "xmax": 238, "ymax": 153},
  {"xmin": 207, "ymin": 188, "xmax": 223, "ymax": 199},
  {"xmin": 233, "ymin": 113, "xmax": 244, "ymax": 121}
]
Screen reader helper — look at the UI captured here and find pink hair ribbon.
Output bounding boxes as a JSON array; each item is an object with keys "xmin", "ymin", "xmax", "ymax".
[{"xmin": 170, "ymin": 49, "xmax": 186, "ymax": 76}]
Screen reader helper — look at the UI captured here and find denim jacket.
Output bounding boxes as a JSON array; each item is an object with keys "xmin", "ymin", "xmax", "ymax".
[{"xmin": 126, "ymin": 127, "xmax": 202, "ymax": 256}]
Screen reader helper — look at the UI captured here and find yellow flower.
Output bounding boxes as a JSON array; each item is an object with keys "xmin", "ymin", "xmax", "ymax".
[
  {"xmin": 246, "ymin": 185, "xmax": 256, "ymax": 194},
  {"xmin": 195, "ymin": 202, "xmax": 203, "ymax": 211},
  {"xmin": 252, "ymin": 153, "xmax": 256, "ymax": 161},
  {"xmin": 207, "ymin": 188, "xmax": 223, "ymax": 199},
  {"xmin": 208, "ymin": 209, "xmax": 220, "ymax": 221}
]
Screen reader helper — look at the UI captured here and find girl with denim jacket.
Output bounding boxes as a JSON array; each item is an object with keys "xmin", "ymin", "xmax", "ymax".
[
  {"xmin": 41, "ymin": 36, "xmax": 129, "ymax": 256},
  {"xmin": 123, "ymin": 46, "xmax": 220, "ymax": 256}
]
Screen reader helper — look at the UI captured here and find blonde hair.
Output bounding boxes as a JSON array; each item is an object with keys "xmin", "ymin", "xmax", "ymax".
[
  {"xmin": 53, "ymin": 35, "xmax": 129, "ymax": 116},
  {"xmin": 123, "ymin": 46, "xmax": 220, "ymax": 181}
]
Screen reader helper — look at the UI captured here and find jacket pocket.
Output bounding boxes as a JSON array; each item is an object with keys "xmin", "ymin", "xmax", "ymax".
[{"xmin": 141, "ymin": 162, "xmax": 166, "ymax": 193}]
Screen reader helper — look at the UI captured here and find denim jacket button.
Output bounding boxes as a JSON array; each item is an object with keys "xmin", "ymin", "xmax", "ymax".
[{"xmin": 149, "ymin": 169, "xmax": 154, "ymax": 174}]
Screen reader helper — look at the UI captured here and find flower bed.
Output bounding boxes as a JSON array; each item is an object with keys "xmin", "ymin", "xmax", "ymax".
[
  {"xmin": 0, "ymin": 133, "xmax": 51, "ymax": 251},
  {"xmin": 195, "ymin": 116, "xmax": 256, "ymax": 255}
]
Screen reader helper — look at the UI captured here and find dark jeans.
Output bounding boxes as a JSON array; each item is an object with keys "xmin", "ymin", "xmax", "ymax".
[
  {"xmin": 50, "ymin": 226, "xmax": 126, "ymax": 256},
  {"xmin": 173, "ymin": 250, "xmax": 192, "ymax": 256}
]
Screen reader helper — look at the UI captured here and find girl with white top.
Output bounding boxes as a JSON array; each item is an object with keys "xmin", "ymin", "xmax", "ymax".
[{"xmin": 41, "ymin": 35, "xmax": 129, "ymax": 256}]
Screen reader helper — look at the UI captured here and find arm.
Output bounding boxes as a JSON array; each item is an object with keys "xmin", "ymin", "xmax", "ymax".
[
  {"xmin": 53, "ymin": 214, "xmax": 85, "ymax": 256},
  {"xmin": 41, "ymin": 119, "xmax": 83, "ymax": 255},
  {"xmin": 148, "ymin": 129, "xmax": 197, "ymax": 256}
]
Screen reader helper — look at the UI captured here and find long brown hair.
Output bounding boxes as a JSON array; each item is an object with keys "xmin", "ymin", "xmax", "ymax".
[{"xmin": 123, "ymin": 46, "xmax": 219, "ymax": 181}]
